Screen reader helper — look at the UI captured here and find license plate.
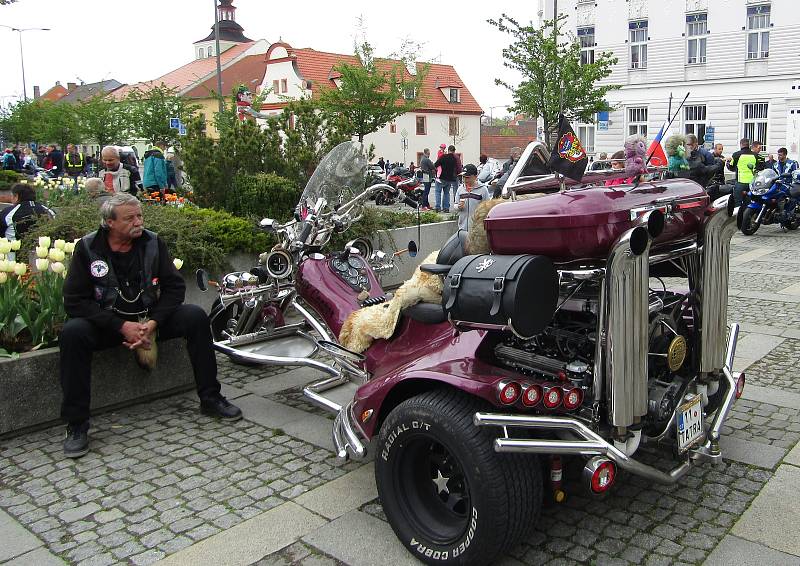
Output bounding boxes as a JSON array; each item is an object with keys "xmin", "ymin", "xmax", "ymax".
[{"xmin": 677, "ymin": 395, "xmax": 703, "ymax": 453}]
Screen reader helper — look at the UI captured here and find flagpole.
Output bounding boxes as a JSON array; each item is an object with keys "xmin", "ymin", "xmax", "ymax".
[{"xmin": 645, "ymin": 92, "xmax": 690, "ymax": 167}]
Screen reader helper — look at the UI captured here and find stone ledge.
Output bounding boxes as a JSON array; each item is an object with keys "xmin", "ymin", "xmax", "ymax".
[{"xmin": 0, "ymin": 340, "xmax": 195, "ymax": 438}]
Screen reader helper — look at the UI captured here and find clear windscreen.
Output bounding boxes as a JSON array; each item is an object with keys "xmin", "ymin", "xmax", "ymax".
[{"xmin": 298, "ymin": 141, "xmax": 367, "ymax": 216}]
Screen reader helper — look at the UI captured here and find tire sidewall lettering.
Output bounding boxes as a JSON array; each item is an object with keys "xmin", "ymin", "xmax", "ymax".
[
  {"xmin": 381, "ymin": 420, "xmax": 431, "ymax": 462},
  {"xmin": 409, "ymin": 506, "xmax": 479, "ymax": 561}
]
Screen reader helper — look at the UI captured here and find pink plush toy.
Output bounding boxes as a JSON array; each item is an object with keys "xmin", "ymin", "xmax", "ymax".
[{"xmin": 624, "ymin": 134, "xmax": 648, "ymax": 177}]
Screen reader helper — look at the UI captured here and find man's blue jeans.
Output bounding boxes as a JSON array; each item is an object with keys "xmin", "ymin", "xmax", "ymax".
[{"xmin": 435, "ymin": 180, "xmax": 456, "ymax": 211}]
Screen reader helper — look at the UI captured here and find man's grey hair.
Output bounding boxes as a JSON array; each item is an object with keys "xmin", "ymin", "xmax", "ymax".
[
  {"xmin": 685, "ymin": 134, "xmax": 699, "ymax": 145},
  {"xmin": 100, "ymin": 193, "xmax": 140, "ymax": 227},
  {"xmin": 84, "ymin": 177, "xmax": 104, "ymax": 197},
  {"xmin": 101, "ymin": 145, "xmax": 119, "ymax": 158}
]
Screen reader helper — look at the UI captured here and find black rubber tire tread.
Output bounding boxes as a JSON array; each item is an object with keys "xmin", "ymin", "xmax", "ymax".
[
  {"xmin": 741, "ymin": 207, "xmax": 760, "ymax": 235},
  {"xmin": 375, "ymin": 388, "xmax": 541, "ymax": 565}
]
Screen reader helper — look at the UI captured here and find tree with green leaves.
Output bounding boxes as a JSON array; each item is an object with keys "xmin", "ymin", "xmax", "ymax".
[
  {"xmin": 317, "ymin": 41, "xmax": 428, "ymax": 143},
  {"xmin": 125, "ymin": 84, "xmax": 200, "ymax": 146},
  {"xmin": 36, "ymin": 101, "xmax": 81, "ymax": 149},
  {"xmin": 279, "ymin": 98, "xmax": 349, "ymax": 182},
  {"xmin": 489, "ymin": 14, "xmax": 619, "ymax": 149},
  {"xmin": 0, "ymin": 99, "xmax": 41, "ymax": 144},
  {"xmin": 76, "ymin": 93, "xmax": 129, "ymax": 149}
]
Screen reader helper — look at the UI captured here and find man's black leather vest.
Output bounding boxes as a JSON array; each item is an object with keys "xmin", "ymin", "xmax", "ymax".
[{"xmin": 82, "ymin": 229, "xmax": 161, "ymax": 311}]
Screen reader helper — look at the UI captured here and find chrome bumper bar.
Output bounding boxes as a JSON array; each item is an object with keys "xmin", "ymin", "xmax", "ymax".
[{"xmin": 474, "ymin": 324, "xmax": 740, "ymax": 485}]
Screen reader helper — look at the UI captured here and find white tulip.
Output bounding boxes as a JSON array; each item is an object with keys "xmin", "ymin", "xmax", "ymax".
[
  {"xmin": 13, "ymin": 263, "xmax": 27, "ymax": 276},
  {"xmin": 36, "ymin": 258, "xmax": 50, "ymax": 271},
  {"xmin": 10, "ymin": 240, "xmax": 20, "ymax": 251},
  {"xmin": 0, "ymin": 260, "xmax": 8, "ymax": 272},
  {"xmin": 64, "ymin": 242, "xmax": 76, "ymax": 254},
  {"xmin": 49, "ymin": 248, "xmax": 66, "ymax": 262},
  {"xmin": 54, "ymin": 239, "xmax": 66, "ymax": 250},
  {"xmin": 0, "ymin": 240, "xmax": 11, "ymax": 254},
  {"xmin": 38, "ymin": 236, "xmax": 51, "ymax": 248},
  {"xmin": 36, "ymin": 246, "xmax": 48, "ymax": 259},
  {"xmin": 50, "ymin": 261, "xmax": 65, "ymax": 274},
  {"xmin": 173, "ymin": 258, "xmax": 184, "ymax": 270}
]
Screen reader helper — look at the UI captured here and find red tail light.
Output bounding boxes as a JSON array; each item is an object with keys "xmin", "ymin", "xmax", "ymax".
[
  {"xmin": 583, "ymin": 457, "xmax": 616, "ymax": 494},
  {"xmin": 562, "ymin": 387, "xmax": 584, "ymax": 410},
  {"xmin": 735, "ymin": 372, "xmax": 746, "ymax": 399},
  {"xmin": 497, "ymin": 381, "xmax": 521, "ymax": 405},
  {"xmin": 521, "ymin": 384, "xmax": 543, "ymax": 407},
  {"xmin": 543, "ymin": 385, "xmax": 563, "ymax": 409}
]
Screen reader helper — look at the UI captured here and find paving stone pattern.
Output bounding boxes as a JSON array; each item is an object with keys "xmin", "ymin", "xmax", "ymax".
[
  {"xmin": 267, "ymin": 386, "xmax": 335, "ymax": 421},
  {"xmin": 746, "ymin": 339, "xmax": 800, "ymax": 394},
  {"xmin": 251, "ymin": 540, "xmax": 345, "ymax": 566},
  {"xmin": 0, "ymin": 395, "xmax": 360, "ymax": 566},
  {"xmin": 728, "ymin": 272, "xmax": 800, "ymax": 292},
  {"xmin": 727, "ymin": 297, "xmax": 800, "ymax": 328},
  {"xmin": 216, "ymin": 354, "xmax": 288, "ymax": 390}
]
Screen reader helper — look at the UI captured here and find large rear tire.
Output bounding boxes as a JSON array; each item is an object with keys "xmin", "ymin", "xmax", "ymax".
[
  {"xmin": 741, "ymin": 207, "xmax": 760, "ymax": 236},
  {"xmin": 375, "ymin": 389, "xmax": 541, "ymax": 565}
]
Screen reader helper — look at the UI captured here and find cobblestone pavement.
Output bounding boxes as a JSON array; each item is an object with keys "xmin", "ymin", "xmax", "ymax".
[{"xmin": 1, "ymin": 232, "xmax": 799, "ymax": 566}]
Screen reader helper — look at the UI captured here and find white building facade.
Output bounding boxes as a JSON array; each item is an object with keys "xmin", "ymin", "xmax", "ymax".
[
  {"xmin": 257, "ymin": 43, "xmax": 483, "ymax": 165},
  {"xmin": 543, "ymin": 0, "xmax": 800, "ymax": 159}
]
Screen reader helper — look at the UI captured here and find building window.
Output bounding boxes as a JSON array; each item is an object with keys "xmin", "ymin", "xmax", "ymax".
[
  {"xmin": 686, "ymin": 13, "xmax": 707, "ymax": 64},
  {"xmin": 578, "ymin": 27, "xmax": 595, "ymax": 66},
  {"xmin": 742, "ymin": 102, "xmax": 768, "ymax": 144},
  {"xmin": 449, "ymin": 117, "xmax": 459, "ymax": 137},
  {"xmin": 629, "ymin": 20, "xmax": 648, "ymax": 69},
  {"xmin": 684, "ymin": 105, "xmax": 707, "ymax": 141},
  {"xmin": 577, "ymin": 123, "xmax": 595, "ymax": 154},
  {"xmin": 405, "ymin": 87, "xmax": 417, "ymax": 100},
  {"xmin": 272, "ymin": 80, "xmax": 280, "ymax": 94},
  {"xmin": 627, "ymin": 107, "xmax": 648, "ymax": 136},
  {"xmin": 389, "ymin": 122, "xmax": 397, "ymax": 134},
  {"xmin": 449, "ymin": 88, "xmax": 460, "ymax": 103},
  {"xmin": 198, "ymin": 47, "xmax": 205, "ymax": 58},
  {"xmin": 747, "ymin": 5, "xmax": 770, "ymax": 59},
  {"xmin": 281, "ymin": 79, "xmax": 288, "ymax": 93},
  {"xmin": 208, "ymin": 47, "xmax": 214, "ymax": 57},
  {"xmin": 415, "ymin": 116, "xmax": 426, "ymax": 136}
]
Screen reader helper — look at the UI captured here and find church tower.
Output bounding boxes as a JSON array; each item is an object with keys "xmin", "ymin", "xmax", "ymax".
[{"xmin": 193, "ymin": 0, "xmax": 252, "ymax": 60}]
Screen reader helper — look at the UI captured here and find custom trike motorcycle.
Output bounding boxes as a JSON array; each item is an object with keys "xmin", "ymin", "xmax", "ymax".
[{"xmin": 198, "ymin": 141, "xmax": 744, "ymax": 565}]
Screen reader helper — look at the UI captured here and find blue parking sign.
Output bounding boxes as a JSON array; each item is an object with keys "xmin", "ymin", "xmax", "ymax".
[
  {"xmin": 178, "ymin": 124, "xmax": 187, "ymax": 136},
  {"xmin": 170, "ymin": 118, "xmax": 180, "ymax": 129}
]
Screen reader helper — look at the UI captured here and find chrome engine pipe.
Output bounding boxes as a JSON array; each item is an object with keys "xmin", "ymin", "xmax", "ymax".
[
  {"xmin": 474, "ymin": 412, "xmax": 691, "ymax": 484},
  {"xmin": 697, "ymin": 202, "xmax": 738, "ymax": 373},
  {"xmin": 600, "ymin": 226, "xmax": 652, "ymax": 428}
]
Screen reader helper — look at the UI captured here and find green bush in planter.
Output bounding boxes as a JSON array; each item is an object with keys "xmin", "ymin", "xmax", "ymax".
[
  {"xmin": 227, "ymin": 172, "xmax": 299, "ymax": 222},
  {"xmin": 0, "ymin": 170, "xmax": 23, "ymax": 191},
  {"xmin": 22, "ymin": 202, "xmax": 272, "ymax": 274}
]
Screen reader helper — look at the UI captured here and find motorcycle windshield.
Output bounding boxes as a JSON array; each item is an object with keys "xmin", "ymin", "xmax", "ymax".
[
  {"xmin": 752, "ymin": 169, "xmax": 777, "ymax": 191},
  {"xmin": 298, "ymin": 141, "xmax": 367, "ymax": 216}
]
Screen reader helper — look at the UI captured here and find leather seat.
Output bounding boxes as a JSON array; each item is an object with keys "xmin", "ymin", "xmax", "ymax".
[{"xmin": 401, "ymin": 230, "xmax": 467, "ymax": 324}]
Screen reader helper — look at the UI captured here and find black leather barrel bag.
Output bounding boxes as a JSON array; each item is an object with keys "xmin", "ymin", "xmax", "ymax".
[{"xmin": 443, "ymin": 254, "xmax": 559, "ymax": 338}]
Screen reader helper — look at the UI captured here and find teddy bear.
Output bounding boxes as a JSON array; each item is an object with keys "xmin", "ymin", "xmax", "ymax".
[
  {"xmin": 623, "ymin": 134, "xmax": 648, "ymax": 177},
  {"xmin": 665, "ymin": 134, "xmax": 690, "ymax": 172}
]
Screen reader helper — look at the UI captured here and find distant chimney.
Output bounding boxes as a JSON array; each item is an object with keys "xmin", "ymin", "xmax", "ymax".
[
  {"xmin": 55, "ymin": 80, "xmax": 61, "ymax": 86},
  {"xmin": 33, "ymin": 85, "xmax": 40, "ymax": 99},
  {"xmin": 67, "ymin": 82, "xmax": 77, "ymax": 92}
]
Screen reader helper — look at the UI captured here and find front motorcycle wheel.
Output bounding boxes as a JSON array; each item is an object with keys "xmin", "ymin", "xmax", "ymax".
[
  {"xmin": 375, "ymin": 389, "xmax": 541, "ymax": 565},
  {"xmin": 741, "ymin": 207, "xmax": 760, "ymax": 235}
]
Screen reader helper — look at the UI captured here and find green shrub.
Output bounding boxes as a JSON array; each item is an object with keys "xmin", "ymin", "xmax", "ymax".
[
  {"xmin": 23, "ymin": 202, "xmax": 272, "ymax": 275},
  {"xmin": 0, "ymin": 170, "xmax": 23, "ymax": 191},
  {"xmin": 226, "ymin": 172, "xmax": 299, "ymax": 221},
  {"xmin": 328, "ymin": 206, "xmax": 442, "ymax": 250}
]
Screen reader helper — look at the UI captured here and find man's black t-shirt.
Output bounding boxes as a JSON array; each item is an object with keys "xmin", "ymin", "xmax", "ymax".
[{"xmin": 434, "ymin": 153, "xmax": 458, "ymax": 182}]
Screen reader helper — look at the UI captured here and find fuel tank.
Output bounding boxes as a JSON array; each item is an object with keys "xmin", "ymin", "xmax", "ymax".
[{"xmin": 485, "ymin": 179, "xmax": 709, "ymax": 261}]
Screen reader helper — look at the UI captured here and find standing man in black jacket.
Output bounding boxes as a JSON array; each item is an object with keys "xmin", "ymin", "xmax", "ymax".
[{"xmin": 60, "ymin": 193, "xmax": 242, "ymax": 458}]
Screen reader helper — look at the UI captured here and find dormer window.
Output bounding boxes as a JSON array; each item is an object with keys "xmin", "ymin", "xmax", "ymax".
[
  {"xmin": 449, "ymin": 88, "xmax": 460, "ymax": 103},
  {"xmin": 404, "ymin": 87, "xmax": 417, "ymax": 100},
  {"xmin": 198, "ymin": 47, "xmax": 205, "ymax": 58}
]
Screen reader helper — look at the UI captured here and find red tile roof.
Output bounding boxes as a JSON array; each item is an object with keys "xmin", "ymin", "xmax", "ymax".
[
  {"xmin": 39, "ymin": 84, "xmax": 68, "ymax": 102},
  {"xmin": 282, "ymin": 46, "xmax": 482, "ymax": 115},
  {"xmin": 113, "ymin": 42, "xmax": 256, "ymax": 99},
  {"xmin": 183, "ymin": 54, "xmax": 268, "ymax": 99}
]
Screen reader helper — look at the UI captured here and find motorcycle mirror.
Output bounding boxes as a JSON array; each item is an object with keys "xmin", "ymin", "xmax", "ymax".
[
  {"xmin": 408, "ymin": 240, "xmax": 418, "ymax": 258},
  {"xmin": 196, "ymin": 269, "xmax": 210, "ymax": 292}
]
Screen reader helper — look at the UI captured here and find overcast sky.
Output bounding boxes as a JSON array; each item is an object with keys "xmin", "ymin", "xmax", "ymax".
[{"xmin": 0, "ymin": 0, "xmax": 528, "ymax": 118}]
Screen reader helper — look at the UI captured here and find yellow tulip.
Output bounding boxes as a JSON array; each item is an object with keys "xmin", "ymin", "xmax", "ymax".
[
  {"xmin": 36, "ymin": 246, "xmax": 48, "ymax": 259},
  {"xmin": 173, "ymin": 258, "xmax": 184, "ymax": 270},
  {"xmin": 0, "ymin": 260, "xmax": 9, "ymax": 272},
  {"xmin": 0, "ymin": 240, "xmax": 11, "ymax": 254},
  {"xmin": 0, "ymin": 272, "xmax": 6, "ymax": 284},
  {"xmin": 54, "ymin": 239, "xmax": 66, "ymax": 250},
  {"xmin": 10, "ymin": 240, "xmax": 20, "ymax": 251},
  {"xmin": 64, "ymin": 242, "xmax": 76, "ymax": 254},
  {"xmin": 36, "ymin": 258, "xmax": 49, "ymax": 271},
  {"xmin": 13, "ymin": 263, "xmax": 26, "ymax": 276},
  {"xmin": 38, "ymin": 236, "xmax": 51, "ymax": 248},
  {"xmin": 49, "ymin": 248, "xmax": 66, "ymax": 262},
  {"xmin": 50, "ymin": 261, "xmax": 65, "ymax": 274}
]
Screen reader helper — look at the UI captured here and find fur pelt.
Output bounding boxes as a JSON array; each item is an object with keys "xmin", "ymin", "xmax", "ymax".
[
  {"xmin": 466, "ymin": 198, "xmax": 503, "ymax": 255},
  {"xmin": 134, "ymin": 340, "xmax": 158, "ymax": 371},
  {"xmin": 339, "ymin": 251, "xmax": 443, "ymax": 353}
]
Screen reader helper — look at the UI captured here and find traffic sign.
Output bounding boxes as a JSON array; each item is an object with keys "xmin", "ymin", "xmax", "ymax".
[
  {"xmin": 178, "ymin": 124, "xmax": 187, "ymax": 136},
  {"xmin": 170, "ymin": 118, "xmax": 180, "ymax": 129}
]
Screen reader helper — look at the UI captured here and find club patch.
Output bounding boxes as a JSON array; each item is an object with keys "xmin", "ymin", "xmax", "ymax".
[{"xmin": 90, "ymin": 260, "xmax": 109, "ymax": 278}]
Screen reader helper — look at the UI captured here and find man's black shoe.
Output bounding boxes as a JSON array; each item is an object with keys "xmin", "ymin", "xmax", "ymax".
[
  {"xmin": 200, "ymin": 396, "xmax": 243, "ymax": 421},
  {"xmin": 64, "ymin": 421, "xmax": 90, "ymax": 459}
]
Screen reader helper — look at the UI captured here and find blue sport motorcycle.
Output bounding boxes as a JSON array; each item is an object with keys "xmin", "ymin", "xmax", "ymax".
[{"xmin": 740, "ymin": 169, "xmax": 800, "ymax": 235}]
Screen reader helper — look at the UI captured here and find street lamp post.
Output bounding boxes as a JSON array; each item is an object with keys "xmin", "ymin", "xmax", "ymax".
[
  {"xmin": 213, "ymin": 0, "xmax": 224, "ymax": 114},
  {"xmin": 0, "ymin": 25, "xmax": 50, "ymax": 101}
]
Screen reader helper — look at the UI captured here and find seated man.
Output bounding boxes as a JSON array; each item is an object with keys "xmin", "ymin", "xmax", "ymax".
[
  {"xmin": 1, "ymin": 182, "xmax": 55, "ymax": 261},
  {"xmin": 60, "ymin": 193, "xmax": 241, "ymax": 458}
]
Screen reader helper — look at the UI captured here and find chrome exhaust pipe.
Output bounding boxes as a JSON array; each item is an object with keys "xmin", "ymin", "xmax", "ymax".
[{"xmin": 599, "ymin": 226, "xmax": 652, "ymax": 429}]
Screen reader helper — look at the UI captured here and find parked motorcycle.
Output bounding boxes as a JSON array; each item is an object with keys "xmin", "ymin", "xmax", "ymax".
[
  {"xmin": 375, "ymin": 167, "xmax": 423, "ymax": 207},
  {"xmin": 198, "ymin": 140, "xmax": 744, "ymax": 566},
  {"xmin": 740, "ymin": 169, "xmax": 800, "ymax": 235}
]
